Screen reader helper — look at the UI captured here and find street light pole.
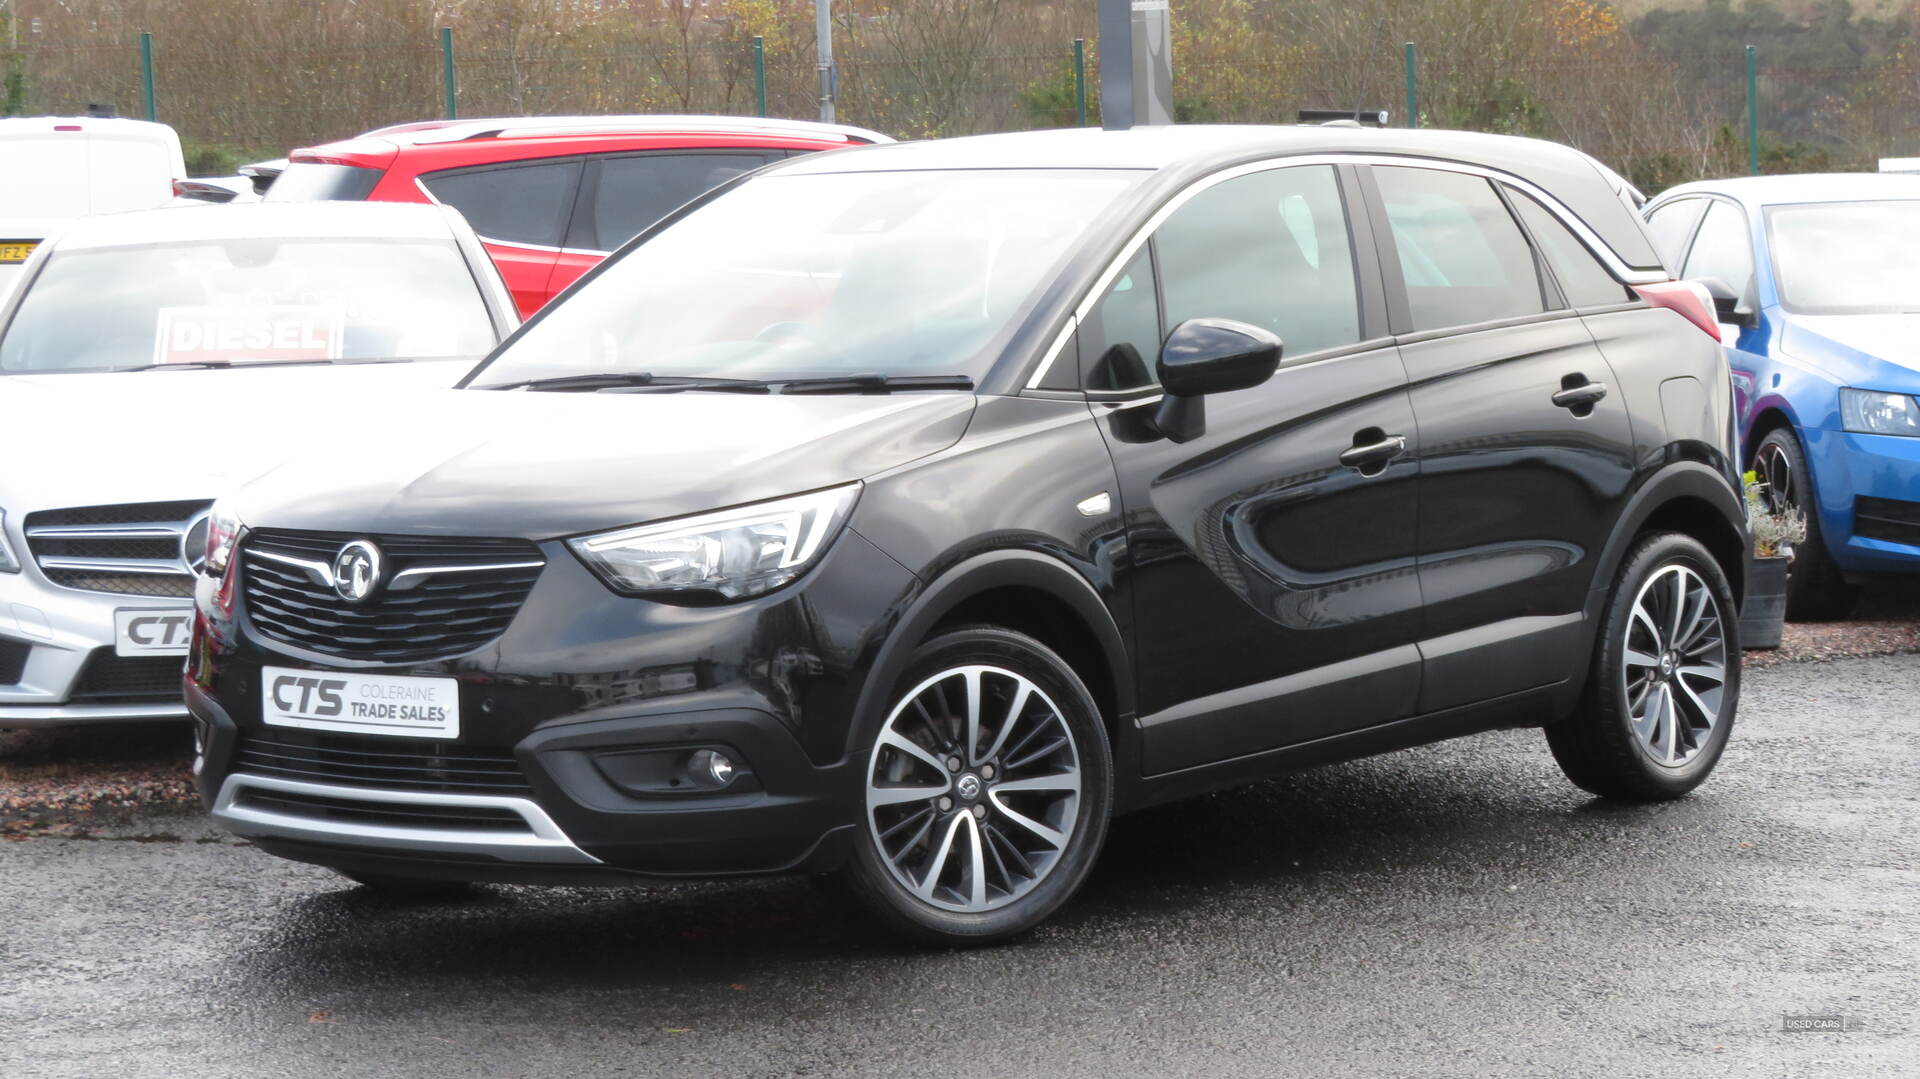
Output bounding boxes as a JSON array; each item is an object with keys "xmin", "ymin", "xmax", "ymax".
[{"xmin": 815, "ymin": 0, "xmax": 834, "ymax": 124}]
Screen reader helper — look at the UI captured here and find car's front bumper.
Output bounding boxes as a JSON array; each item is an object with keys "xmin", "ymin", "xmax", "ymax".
[
  {"xmin": 190, "ymin": 527, "xmax": 914, "ymax": 881},
  {"xmin": 1808, "ymin": 429, "xmax": 1920, "ymax": 573},
  {"xmin": 0, "ymin": 568, "xmax": 191, "ymax": 728}
]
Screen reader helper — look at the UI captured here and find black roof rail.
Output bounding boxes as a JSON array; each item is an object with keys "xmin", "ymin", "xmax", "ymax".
[{"xmin": 1298, "ymin": 108, "xmax": 1390, "ymax": 128}]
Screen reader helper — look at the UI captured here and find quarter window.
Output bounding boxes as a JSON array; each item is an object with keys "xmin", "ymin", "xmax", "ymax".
[
  {"xmin": 420, "ymin": 159, "xmax": 583, "ymax": 247},
  {"xmin": 1080, "ymin": 246, "xmax": 1160, "ymax": 391},
  {"xmin": 1682, "ymin": 201, "xmax": 1756, "ymax": 304},
  {"xmin": 584, "ymin": 153, "xmax": 774, "ymax": 252},
  {"xmin": 1510, "ymin": 192, "xmax": 1633, "ymax": 307},
  {"xmin": 1373, "ymin": 166, "xmax": 1546, "ymax": 331},
  {"xmin": 1155, "ymin": 165, "xmax": 1362, "ymax": 359}
]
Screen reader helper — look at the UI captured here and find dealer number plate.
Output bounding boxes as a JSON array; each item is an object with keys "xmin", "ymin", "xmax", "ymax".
[{"xmin": 261, "ymin": 666, "xmax": 460, "ymax": 739}]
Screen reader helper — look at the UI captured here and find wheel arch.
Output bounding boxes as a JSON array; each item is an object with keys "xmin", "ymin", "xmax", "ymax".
[
  {"xmin": 1743, "ymin": 404, "xmax": 1799, "ymax": 463},
  {"xmin": 1557, "ymin": 462, "xmax": 1748, "ymax": 717},
  {"xmin": 844, "ymin": 549, "xmax": 1134, "ymax": 762}
]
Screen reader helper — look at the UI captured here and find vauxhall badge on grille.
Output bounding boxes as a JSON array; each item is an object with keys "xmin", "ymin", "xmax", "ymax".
[{"xmin": 331, "ymin": 540, "xmax": 384, "ymax": 603}]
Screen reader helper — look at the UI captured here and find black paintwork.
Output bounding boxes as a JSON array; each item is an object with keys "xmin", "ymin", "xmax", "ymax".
[{"xmin": 191, "ymin": 127, "xmax": 1745, "ymax": 880}]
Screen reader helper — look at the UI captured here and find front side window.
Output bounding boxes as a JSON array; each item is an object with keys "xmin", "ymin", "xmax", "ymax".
[
  {"xmin": 1644, "ymin": 198, "xmax": 1707, "ymax": 272},
  {"xmin": 1510, "ymin": 192, "xmax": 1633, "ymax": 307},
  {"xmin": 1156, "ymin": 165, "xmax": 1362, "ymax": 358},
  {"xmin": 582, "ymin": 153, "xmax": 774, "ymax": 252},
  {"xmin": 1373, "ymin": 165, "xmax": 1546, "ymax": 331},
  {"xmin": 421, "ymin": 159, "xmax": 582, "ymax": 247},
  {"xmin": 0, "ymin": 239, "xmax": 495, "ymax": 374},
  {"xmin": 1765, "ymin": 200, "xmax": 1920, "ymax": 314},
  {"xmin": 466, "ymin": 168, "xmax": 1144, "ymax": 388},
  {"xmin": 1681, "ymin": 201, "xmax": 1756, "ymax": 304}
]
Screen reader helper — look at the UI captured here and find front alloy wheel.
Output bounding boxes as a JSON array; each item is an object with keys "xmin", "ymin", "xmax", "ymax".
[
  {"xmin": 839, "ymin": 627, "xmax": 1111, "ymax": 944},
  {"xmin": 867, "ymin": 664, "xmax": 1082, "ymax": 913}
]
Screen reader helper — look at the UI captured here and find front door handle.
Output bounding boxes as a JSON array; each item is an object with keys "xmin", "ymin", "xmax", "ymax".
[
  {"xmin": 1551, "ymin": 382, "xmax": 1609, "ymax": 412},
  {"xmin": 1339, "ymin": 434, "xmax": 1406, "ymax": 476}
]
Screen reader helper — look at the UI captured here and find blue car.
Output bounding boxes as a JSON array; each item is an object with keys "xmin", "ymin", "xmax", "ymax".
[{"xmin": 1644, "ymin": 174, "xmax": 1920, "ymax": 619}]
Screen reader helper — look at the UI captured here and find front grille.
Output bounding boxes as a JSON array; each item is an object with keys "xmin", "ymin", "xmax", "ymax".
[
  {"xmin": 1854, "ymin": 495, "xmax": 1920, "ymax": 548},
  {"xmin": 0, "ymin": 638, "xmax": 27, "ymax": 685},
  {"xmin": 235, "ymin": 729, "xmax": 534, "ymax": 796},
  {"xmin": 232, "ymin": 788, "xmax": 529, "ymax": 832},
  {"xmin": 24, "ymin": 499, "xmax": 210, "ymax": 597},
  {"xmin": 71, "ymin": 651, "xmax": 184, "ymax": 702},
  {"xmin": 239, "ymin": 529, "xmax": 543, "ymax": 663}
]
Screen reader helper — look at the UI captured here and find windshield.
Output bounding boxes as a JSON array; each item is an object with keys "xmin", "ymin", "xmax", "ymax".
[
  {"xmin": 466, "ymin": 168, "xmax": 1143, "ymax": 389},
  {"xmin": 1766, "ymin": 200, "xmax": 1920, "ymax": 315},
  {"xmin": 0, "ymin": 238, "xmax": 496, "ymax": 374}
]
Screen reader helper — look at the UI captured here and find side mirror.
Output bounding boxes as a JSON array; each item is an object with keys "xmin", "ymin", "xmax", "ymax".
[
  {"xmin": 1151, "ymin": 318, "xmax": 1282, "ymax": 443},
  {"xmin": 1695, "ymin": 276, "xmax": 1756, "ymax": 330}
]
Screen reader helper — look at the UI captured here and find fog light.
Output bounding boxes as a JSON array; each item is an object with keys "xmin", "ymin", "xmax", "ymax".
[{"xmin": 688, "ymin": 748, "xmax": 736, "ymax": 788}]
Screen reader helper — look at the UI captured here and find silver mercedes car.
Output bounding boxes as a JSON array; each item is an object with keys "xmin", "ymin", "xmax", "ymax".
[{"xmin": 0, "ymin": 200, "xmax": 516, "ymax": 727}]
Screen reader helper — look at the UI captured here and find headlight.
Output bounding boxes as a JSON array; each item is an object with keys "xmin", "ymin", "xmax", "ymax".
[
  {"xmin": 205, "ymin": 504, "xmax": 244, "ymax": 576},
  {"xmin": 0, "ymin": 509, "xmax": 18, "ymax": 574},
  {"xmin": 1840, "ymin": 388, "xmax": 1920, "ymax": 436},
  {"xmin": 569, "ymin": 484, "xmax": 860, "ymax": 601}
]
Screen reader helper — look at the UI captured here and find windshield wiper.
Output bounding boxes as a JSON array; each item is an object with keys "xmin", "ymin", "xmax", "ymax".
[
  {"xmin": 480, "ymin": 372, "xmax": 769, "ymax": 393},
  {"xmin": 774, "ymin": 374, "xmax": 975, "ymax": 395},
  {"xmin": 125, "ymin": 357, "xmax": 412, "ymax": 373}
]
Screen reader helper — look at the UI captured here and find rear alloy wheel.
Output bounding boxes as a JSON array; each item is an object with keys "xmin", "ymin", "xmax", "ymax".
[
  {"xmin": 839, "ymin": 627, "xmax": 1111, "ymax": 944},
  {"xmin": 1753, "ymin": 427, "xmax": 1856, "ymax": 620},
  {"xmin": 1547, "ymin": 532, "xmax": 1740, "ymax": 801}
]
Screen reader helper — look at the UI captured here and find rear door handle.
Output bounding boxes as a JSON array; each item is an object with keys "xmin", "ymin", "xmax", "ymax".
[
  {"xmin": 1339, "ymin": 434, "xmax": 1406, "ymax": 476},
  {"xmin": 1551, "ymin": 382, "xmax": 1609, "ymax": 410}
]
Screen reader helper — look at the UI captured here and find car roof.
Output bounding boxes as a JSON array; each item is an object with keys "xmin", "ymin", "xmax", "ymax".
[
  {"xmin": 777, "ymin": 124, "xmax": 1662, "ymax": 271},
  {"xmin": 1653, "ymin": 172, "xmax": 1920, "ymax": 209},
  {"xmin": 0, "ymin": 116, "xmax": 178, "ymax": 138},
  {"xmin": 47, "ymin": 200, "xmax": 462, "ymax": 250},
  {"xmin": 354, "ymin": 113, "xmax": 892, "ymax": 147}
]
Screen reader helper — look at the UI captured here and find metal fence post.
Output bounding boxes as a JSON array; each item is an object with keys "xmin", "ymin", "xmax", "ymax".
[
  {"xmin": 1403, "ymin": 42, "xmax": 1417, "ymax": 129},
  {"xmin": 752, "ymin": 36, "xmax": 767, "ymax": 117},
  {"xmin": 1073, "ymin": 38, "xmax": 1088, "ymax": 126},
  {"xmin": 441, "ymin": 26, "xmax": 457, "ymax": 120},
  {"xmin": 140, "ymin": 32, "xmax": 155, "ymax": 121},
  {"xmin": 1745, "ymin": 44, "xmax": 1759, "ymax": 176}
]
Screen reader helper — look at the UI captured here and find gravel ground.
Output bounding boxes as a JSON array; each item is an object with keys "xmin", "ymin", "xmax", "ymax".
[{"xmin": 1, "ymin": 654, "xmax": 1915, "ymax": 1078}]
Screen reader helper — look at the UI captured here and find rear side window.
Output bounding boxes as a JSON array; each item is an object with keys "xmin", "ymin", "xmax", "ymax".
[
  {"xmin": 421, "ymin": 160, "xmax": 583, "ymax": 247},
  {"xmin": 1373, "ymin": 166, "xmax": 1545, "ymax": 331},
  {"xmin": 1682, "ymin": 201, "xmax": 1756, "ymax": 303},
  {"xmin": 266, "ymin": 162, "xmax": 386, "ymax": 203},
  {"xmin": 581, "ymin": 153, "xmax": 774, "ymax": 252},
  {"xmin": 1156, "ymin": 165, "xmax": 1361, "ymax": 358},
  {"xmin": 1644, "ymin": 198, "xmax": 1708, "ymax": 272},
  {"xmin": 1509, "ymin": 192, "xmax": 1634, "ymax": 307}
]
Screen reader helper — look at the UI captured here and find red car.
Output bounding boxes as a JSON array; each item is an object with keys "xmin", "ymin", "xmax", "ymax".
[{"xmin": 268, "ymin": 115, "xmax": 891, "ymax": 316}]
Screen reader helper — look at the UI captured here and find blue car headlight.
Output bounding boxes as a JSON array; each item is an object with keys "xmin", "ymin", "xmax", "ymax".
[{"xmin": 1840, "ymin": 388, "xmax": 1920, "ymax": 436}]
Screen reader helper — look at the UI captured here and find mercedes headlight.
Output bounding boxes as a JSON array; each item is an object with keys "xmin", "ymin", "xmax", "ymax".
[
  {"xmin": 1840, "ymin": 388, "xmax": 1920, "ymax": 437},
  {"xmin": 569, "ymin": 485, "xmax": 860, "ymax": 601},
  {"xmin": 0, "ymin": 509, "xmax": 19, "ymax": 574},
  {"xmin": 205, "ymin": 504, "xmax": 245, "ymax": 576}
]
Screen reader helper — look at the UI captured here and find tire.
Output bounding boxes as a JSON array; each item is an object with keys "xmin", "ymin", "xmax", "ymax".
[
  {"xmin": 1752, "ymin": 427, "xmax": 1856, "ymax": 621},
  {"xmin": 834, "ymin": 625, "xmax": 1113, "ymax": 946},
  {"xmin": 335, "ymin": 870, "xmax": 476, "ymax": 900},
  {"xmin": 1547, "ymin": 532, "xmax": 1740, "ymax": 801}
]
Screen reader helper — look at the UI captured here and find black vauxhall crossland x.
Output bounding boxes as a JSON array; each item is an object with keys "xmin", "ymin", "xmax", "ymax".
[{"xmin": 188, "ymin": 125, "xmax": 1749, "ymax": 944}]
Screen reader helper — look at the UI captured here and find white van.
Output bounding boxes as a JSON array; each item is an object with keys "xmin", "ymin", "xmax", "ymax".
[{"xmin": 0, "ymin": 117, "xmax": 186, "ymax": 295}]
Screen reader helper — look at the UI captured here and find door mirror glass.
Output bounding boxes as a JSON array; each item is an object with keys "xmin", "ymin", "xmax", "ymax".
[{"xmin": 1151, "ymin": 318, "xmax": 1282, "ymax": 443}]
